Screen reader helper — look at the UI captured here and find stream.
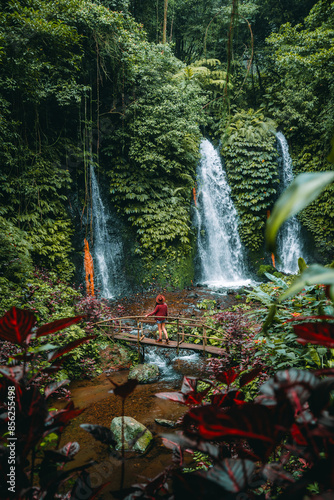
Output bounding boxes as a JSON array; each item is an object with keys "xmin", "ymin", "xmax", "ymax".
[
  {"xmin": 54, "ymin": 287, "xmax": 245, "ymax": 497},
  {"xmin": 56, "ymin": 350, "xmax": 205, "ymax": 498}
]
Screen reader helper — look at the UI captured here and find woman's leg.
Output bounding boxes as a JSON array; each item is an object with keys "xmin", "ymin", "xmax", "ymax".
[
  {"xmin": 162, "ymin": 323, "xmax": 168, "ymax": 341},
  {"xmin": 157, "ymin": 323, "xmax": 162, "ymax": 340}
]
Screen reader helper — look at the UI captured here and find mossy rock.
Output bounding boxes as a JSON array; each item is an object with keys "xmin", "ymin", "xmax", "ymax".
[
  {"xmin": 257, "ymin": 265, "xmax": 276, "ymax": 278},
  {"xmin": 110, "ymin": 416, "xmax": 153, "ymax": 452},
  {"xmin": 128, "ymin": 363, "xmax": 159, "ymax": 383}
]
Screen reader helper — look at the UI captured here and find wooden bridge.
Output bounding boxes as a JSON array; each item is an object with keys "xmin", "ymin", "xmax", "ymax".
[{"xmin": 96, "ymin": 316, "xmax": 226, "ymax": 356}]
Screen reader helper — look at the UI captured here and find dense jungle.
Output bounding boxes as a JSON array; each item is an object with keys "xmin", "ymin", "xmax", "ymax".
[{"xmin": 1, "ymin": 0, "xmax": 334, "ymax": 499}]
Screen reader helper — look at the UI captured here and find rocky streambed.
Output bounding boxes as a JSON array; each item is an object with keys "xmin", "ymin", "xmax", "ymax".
[{"xmin": 54, "ymin": 286, "xmax": 248, "ymax": 497}]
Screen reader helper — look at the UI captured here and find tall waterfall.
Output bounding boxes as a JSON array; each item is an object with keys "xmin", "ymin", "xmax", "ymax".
[
  {"xmin": 90, "ymin": 165, "xmax": 125, "ymax": 298},
  {"xmin": 276, "ymin": 132, "xmax": 305, "ymax": 274},
  {"xmin": 194, "ymin": 139, "xmax": 250, "ymax": 288}
]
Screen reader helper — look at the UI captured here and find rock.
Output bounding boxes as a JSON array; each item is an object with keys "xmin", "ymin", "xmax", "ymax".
[
  {"xmin": 187, "ymin": 292, "xmax": 199, "ymax": 298},
  {"xmin": 128, "ymin": 363, "xmax": 159, "ymax": 383},
  {"xmin": 155, "ymin": 418, "xmax": 178, "ymax": 428},
  {"xmin": 110, "ymin": 417, "xmax": 153, "ymax": 452}
]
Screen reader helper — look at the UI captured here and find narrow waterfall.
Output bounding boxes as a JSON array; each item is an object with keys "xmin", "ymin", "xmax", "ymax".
[
  {"xmin": 194, "ymin": 139, "xmax": 251, "ymax": 288},
  {"xmin": 276, "ymin": 132, "xmax": 305, "ymax": 274},
  {"xmin": 90, "ymin": 165, "xmax": 125, "ymax": 298}
]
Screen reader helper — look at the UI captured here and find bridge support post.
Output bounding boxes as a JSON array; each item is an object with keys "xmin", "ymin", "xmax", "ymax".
[
  {"xmin": 203, "ymin": 326, "xmax": 206, "ymax": 356},
  {"xmin": 137, "ymin": 319, "xmax": 140, "ymax": 359},
  {"xmin": 177, "ymin": 319, "xmax": 180, "ymax": 354}
]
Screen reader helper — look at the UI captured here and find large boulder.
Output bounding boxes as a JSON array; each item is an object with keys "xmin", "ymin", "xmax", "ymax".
[
  {"xmin": 128, "ymin": 363, "xmax": 159, "ymax": 383},
  {"xmin": 110, "ymin": 416, "xmax": 153, "ymax": 452}
]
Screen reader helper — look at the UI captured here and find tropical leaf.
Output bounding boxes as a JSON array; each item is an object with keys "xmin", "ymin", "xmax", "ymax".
[
  {"xmin": 266, "ymin": 172, "xmax": 334, "ymax": 252},
  {"xmin": 279, "ymin": 265, "xmax": 334, "ymax": 302},
  {"xmin": 239, "ymin": 367, "xmax": 263, "ymax": 387},
  {"xmin": 293, "ymin": 321, "xmax": 334, "ymax": 349},
  {"xmin": 199, "ymin": 458, "xmax": 256, "ymax": 493},
  {"xmin": 36, "ymin": 315, "xmax": 86, "ymax": 338},
  {"xmin": 47, "ymin": 335, "xmax": 96, "ymax": 361},
  {"xmin": 0, "ymin": 307, "xmax": 36, "ymax": 345},
  {"xmin": 44, "ymin": 379, "xmax": 70, "ymax": 399}
]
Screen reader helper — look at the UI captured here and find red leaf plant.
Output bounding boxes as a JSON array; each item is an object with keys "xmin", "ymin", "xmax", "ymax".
[
  {"xmin": 119, "ymin": 357, "xmax": 334, "ymax": 499},
  {"xmin": 0, "ymin": 307, "xmax": 107, "ymax": 499}
]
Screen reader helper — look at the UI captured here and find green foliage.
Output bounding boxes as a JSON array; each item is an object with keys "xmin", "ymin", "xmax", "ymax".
[
  {"xmin": 104, "ymin": 44, "xmax": 205, "ymax": 273},
  {"xmin": 257, "ymin": 265, "xmax": 276, "ymax": 278},
  {"xmin": 247, "ymin": 275, "xmax": 334, "ymax": 369},
  {"xmin": 196, "ymin": 299, "xmax": 216, "ymax": 310},
  {"xmin": 0, "ymin": 217, "xmax": 33, "ymax": 282},
  {"xmin": 262, "ymin": 2, "xmax": 334, "ymax": 259},
  {"xmin": 266, "ymin": 171, "xmax": 334, "ymax": 253},
  {"xmin": 221, "ymin": 109, "xmax": 279, "ymax": 251},
  {"xmin": 29, "ymin": 219, "xmax": 75, "ymax": 281}
]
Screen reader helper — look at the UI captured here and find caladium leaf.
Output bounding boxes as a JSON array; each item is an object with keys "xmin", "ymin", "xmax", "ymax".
[
  {"xmin": 44, "ymin": 379, "xmax": 70, "ymax": 399},
  {"xmin": 215, "ymin": 366, "xmax": 239, "ymax": 386},
  {"xmin": 259, "ymin": 368, "xmax": 318, "ymax": 407},
  {"xmin": 239, "ymin": 367, "xmax": 263, "ymax": 387},
  {"xmin": 293, "ymin": 322, "xmax": 334, "ymax": 348},
  {"xmin": 45, "ymin": 401, "xmax": 85, "ymax": 433},
  {"xmin": 262, "ymin": 463, "xmax": 294, "ymax": 485},
  {"xmin": 0, "ymin": 307, "xmax": 36, "ymax": 345},
  {"xmin": 47, "ymin": 335, "xmax": 96, "ymax": 361},
  {"xmin": 36, "ymin": 315, "xmax": 86, "ymax": 338},
  {"xmin": 199, "ymin": 458, "xmax": 256, "ymax": 493},
  {"xmin": 184, "ymin": 403, "xmax": 277, "ymax": 460}
]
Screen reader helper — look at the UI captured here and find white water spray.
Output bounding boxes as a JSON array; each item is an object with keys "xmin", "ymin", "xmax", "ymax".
[
  {"xmin": 90, "ymin": 165, "xmax": 125, "ymax": 298},
  {"xmin": 144, "ymin": 347, "xmax": 202, "ymax": 381},
  {"xmin": 276, "ymin": 132, "xmax": 305, "ymax": 274},
  {"xmin": 195, "ymin": 139, "xmax": 251, "ymax": 288}
]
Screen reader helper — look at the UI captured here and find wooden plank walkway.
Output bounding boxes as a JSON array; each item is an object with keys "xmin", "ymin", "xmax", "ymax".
[
  {"xmin": 97, "ymin": 315, "xmax": 227, "ymax": 356},
  {"xmin": 113, "ymin": 333, "xmax": 224, "ymax": 355}
]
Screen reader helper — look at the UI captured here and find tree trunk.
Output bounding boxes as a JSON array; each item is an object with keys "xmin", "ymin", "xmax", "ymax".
[{"xmin": 162, "ymin": 0, "xmax": 168, "ymax": 44}]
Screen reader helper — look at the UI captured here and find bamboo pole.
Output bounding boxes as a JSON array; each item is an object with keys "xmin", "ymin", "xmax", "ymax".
[
  {"xmin": 176, "ymin": 318, "xmax": 180, "ymax": 355},
  {"xmin": 136, "ymin": 319, "xmax": 140, "ymax": 358},
  {"xmin": 202, "ymin": 326, "xmax": 205, "ymax": 354}
]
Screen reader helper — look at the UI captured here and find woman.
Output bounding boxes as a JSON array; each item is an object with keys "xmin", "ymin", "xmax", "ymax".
[{"xmin": 145, "ymin": 294, "xmax": 169, "ymax": 344}]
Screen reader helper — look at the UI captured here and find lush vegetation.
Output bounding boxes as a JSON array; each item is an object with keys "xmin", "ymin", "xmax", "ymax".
[{"xmin": 0, "ymin": 0, "xmax": 333, "ymax": 293}]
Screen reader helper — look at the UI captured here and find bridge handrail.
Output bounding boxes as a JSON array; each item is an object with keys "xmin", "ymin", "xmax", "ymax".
[
  {"xmin": 95, "ymin": 314, "xmax": 228, "ymax": 355},
  {"xmin": 96, "ymin": 315, "xmax": 210, "ymax": 323}
]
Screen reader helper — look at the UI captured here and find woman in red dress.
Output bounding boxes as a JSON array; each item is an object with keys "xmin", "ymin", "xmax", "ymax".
[{"xmin": 145, "ymin": 294, "xmax": 169, "ymax": 344}]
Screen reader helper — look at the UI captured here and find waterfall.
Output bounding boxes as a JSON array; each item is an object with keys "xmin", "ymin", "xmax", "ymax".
[
  {"xmin": 276, "ymin": 132, "xmax": 305, "ymax": 274},
  {"xmin": 90, "ymin": 165, "xmax": 125, "ymax": 298},
  {"xmin": 194, "ymin": 139, "xmax": 251, "ymax": 288}
]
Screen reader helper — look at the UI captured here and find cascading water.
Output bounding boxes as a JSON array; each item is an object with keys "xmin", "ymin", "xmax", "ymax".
[
  {"xmin": 144, "ymin": 347, "xmax": 202, "ymax": 381},
  {"xmin": 194, "ymin": 139, "xmax": 251, "ymax": 288},
  {"xmin": 90, "ymin": 165, "xmax": 126, "ymax": 298},
  {"xmin": 276, "ymin": 132, "xmax": 305, "ymax": 274}
]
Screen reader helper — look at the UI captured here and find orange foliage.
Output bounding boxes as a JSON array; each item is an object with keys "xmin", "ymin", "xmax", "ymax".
[
  {"xmin": 84, "ymin": 238, "xmax": 94, "ymax": 296},
  {"xmin": 266, "ymin": 210, "xmax": 276, "ymax": 267},
  {"xmin": 193, "ymin": 187, "xmax": 197, "ymax": 206}
]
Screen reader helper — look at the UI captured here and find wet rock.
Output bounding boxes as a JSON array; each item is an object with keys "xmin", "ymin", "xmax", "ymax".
[
  {"xmin": 155, "ymin": 418, "xmax": 178, "ymax": 428},
  {"xmin": 187, "ymin": 292, "xmax": 199, "ymax": 299},
  {"xmin": 110, "ymin": 416, "xmax": 153, "ymax": 452},
  {"xmin": 128, "ymin": 363, "xmax": 159, "ymax": 383}
]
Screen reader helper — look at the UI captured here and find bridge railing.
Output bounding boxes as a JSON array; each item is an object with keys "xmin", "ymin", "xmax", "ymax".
[{"xmin": 96, "ymin": 315, "xmax": 227, "ymax": 354}]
